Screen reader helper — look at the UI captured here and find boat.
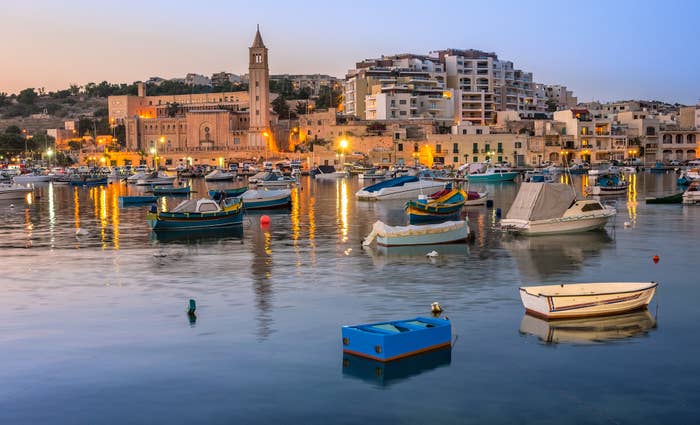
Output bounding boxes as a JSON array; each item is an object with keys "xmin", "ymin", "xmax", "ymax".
[
  {"xmin": 463, "ymin": 191, "xmax": 489, "ymax": 206},
  {"xmin": 588, "ymin": 162, "xmax": 620, "ymax": 176},
  {"xmin": 69, "ymin": 176, "xmax": 109, "ymax": 186},
  {"xmin": 358, "ymin": 168, "xmax": 390, "ymax": 181},
  {"xmin": 585, "ymin": 172, "xmax": 628, "ymax": 196},
  {"xmin": 252, "ymin": 170, "xmax": 298, "ymax": 187},
  {"xmin": 682, "ymin": 182, "xmax": 700, "ymax": 205},
  {"xmin": 620, "ymin": 166, "xmax": 638, "ymax": 174},
  {"xmin": 13, "ymin": 173, "xmax": 50, "ymax": 183},
  {"xmin": 208, "ymin": 187, "xmax": 248, "ymax": 200},
  {"xmin": 118, "ymin": 195, "xmax": 158, "ymax": 206},
  {"xmin": 153, "ymin": 185, "xmax": 192, "ymax": 196},
  {"xmin": 147, "ymin": 197, "xmax": 244, "ymax": 231},
  {"xmin": 468, "ymin": 165, "xmax": 519, "ymax": 182},
  {"xmin": 519, "ymin": 281, "xmax": 658, "ymax": 320},
  {"xmin": 519, "ymin": 310, "xmax": 656, "ymax": 345},
  {"xmin": 404, "ymin": 188, "xmax": 466, "ymax": 224},
  {"xmin": 567, "ymin": 163, "xmax": 589, "ymax": 175},
  {"xmin": 363, "ymin": 220, "xmax": 469, "ymax": 247},
  {"xmin": 678, "ymin": 168, "xmax": 700, "ymax": 186},
  {"xmin": 136, "ymin": 171, "xmax": 176, "ymax": 186},
  {"xmin": 342, "ymin": 345, "xmax": 451, "ymax": 387},
  {"xmin": 523, "ymin": 169, "xmax": 557, "ymax": 183},
  {"xmin": 645, "ymin": 192, "xmax": 683, "ymax": 204},
  {"xmin": 204, "ymin": 169, "xmax": 235, "ymax": 181},
  {"xmin": 126, "ymin": 171, "xmax": 149, "ymax": 184},
  {"xmin": 356, "ymin": 175, "xmax": 445, "ymax": 201},
  {"xmin": 501, "ymin": 183, "xmax": 616, "ymax": 235},
  {"xmin": 649, "ymin": 161, "xmax": 667, "ymax": 173},
  {"xmin": 341, "ymin": 317, "xmax": 452, "ymax": 362},
  {"xmin": 0, "ymin": 183, "xmax": 33, "ymax": 200},
  {"xmin": 312, "ymin": 165, "xmax": 348, "ymax": 180},
  {"xmin": 239, "ymin": 189, "xmax": 291, "ymax": 209}
]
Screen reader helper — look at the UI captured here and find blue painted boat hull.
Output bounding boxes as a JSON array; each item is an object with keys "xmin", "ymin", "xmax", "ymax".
[
  {"xmin": 342, "ymin": 346, "xmax": 451, "ymax": 387},
  {"xmin": 468, "ymin": 172, "xmax": 519, "ymax": 182},
  {"xmin": 208, "ymin": 187, "xmax": 248, "ymax": 200},
  {"xmin": 243, "ymin": 195, "xmax": 291, "ymax": 209},
  {"xmin": 119, "ymin": 196, "xmax": 158, "ymax": 206},
  {"xmin": 147, "ymin": 207, "xmax": 243, "ymax": 231},
  {"xmin": 70, "ymin": 178, "xmax": 108, "ymax": 186},
  {"xmin": 342, "ymin": 317, "xmax": 451, "ymax": 362},
  {"xmin": 407, "ymin": 210, "xmax": 460, "ymax": 224},
  {"xmin": 153, "ymin": 186, "xmax": 191, "ymax": 196}
]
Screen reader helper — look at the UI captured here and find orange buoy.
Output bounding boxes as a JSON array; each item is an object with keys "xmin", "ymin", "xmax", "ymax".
[
  {"xmin": 260, "ymin": 215, "xmax": 271, "ymax": 226},
  {"xmin": 653, "ymin": 255, "xmax": 659, "ymax": 264}
]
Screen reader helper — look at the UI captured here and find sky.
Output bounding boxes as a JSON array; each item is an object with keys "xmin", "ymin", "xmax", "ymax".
[{"xmin": 1, "ymin": 0, "xmax": 699, "ymax": 104}]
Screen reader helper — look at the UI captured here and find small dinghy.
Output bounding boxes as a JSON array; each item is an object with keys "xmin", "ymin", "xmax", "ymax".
[{"xmin": 363, "ymin": 220, "xmax": 469, "ymax": 247}]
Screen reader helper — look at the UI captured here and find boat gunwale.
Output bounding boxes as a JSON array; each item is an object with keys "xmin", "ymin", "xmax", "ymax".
[{"xmin": 519, "ymin": 282, "xmax": 658, "ymax": 298}]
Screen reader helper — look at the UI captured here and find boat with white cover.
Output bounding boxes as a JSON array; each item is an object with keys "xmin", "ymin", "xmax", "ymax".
[
  {"xmin": 356, "ymin": 175, "xmax": 445, "ymax": 201},
  {"xmin": 362, "ymin": 220, "xmax": 469, "ymax": 247},
  {"xmin": 312, "ymin": 165, "xmax": 348, "ymax": 180},
  {"xmin": 682, "ymin": 182, "xmax": 700, "ymax": 205},
  {"xmin": 13, "ymin": 173, "xmax": 50, "ymax": 183},
  {"xmin": 136, "ymin": 171, "xmax": 176, "ymax": 186},
  {"xmin": 204, "ymin": 169, "xmax": 235, "ymax": 181},
  {"xmin": 0, "ymin": 183, "xmax": 33, "ymax": 200},
  {"xmin": 519, "ymin": 282, "xmax": 658, "ymax": 320},
  {"xmin": 126, "ymin": 171, "xmax": 149, "ymax": 184},
  {"xmin": 501, "ymin": 183, "xmax": 616, "ymax": 235}
]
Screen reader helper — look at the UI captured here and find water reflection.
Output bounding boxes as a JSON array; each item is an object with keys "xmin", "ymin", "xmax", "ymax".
[
  {"xmin": 342, "ymin": 347, "xmax": 451, "ymax": 388},
  {"xmin": 150, "ymin": 226, "xmax": 243, "ymax": 244},
  {"xmin": 251, "ymin": 224, "xmax": 274, "ymax": 341},
  {"xmin": 365, "ymin": 243, "xmax": 469, "ymax": 267},
  {"xmin": 502, "ymin": 230, "xmax": 613, "ymax": 281},
  {"xmin": 519, "ymin": 310, "xmax": 657, "ymax": 345}
]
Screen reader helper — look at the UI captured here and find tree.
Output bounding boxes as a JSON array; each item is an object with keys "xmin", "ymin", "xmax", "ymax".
[
  {"xmin": 271, "ymin": 95, "xmax": 290, "ymax": 118},
  {"xmin": 0, "ymin": 92, "xmax": 7, "ymax": 106},
  {"xmin": 69, "ymin": 84, "xmax": 81, "ymax": 96},
  {"xmin": 68, "ymin": 140, "xmax": 82, "ymax": 151},
  {"xmin": 545, "ymin": 99, "xmax": 557, "ymax": 113},
  {"xmin": 17, "ymin": 88, "xmax": 38, "ymax": 105},
  {"xmin": 295, "ymin": 101, "xmax": 309, "ymax": 116},
  {"xmin": 5, "ymin": 125, "xmax": 22, "ymax": 135}
]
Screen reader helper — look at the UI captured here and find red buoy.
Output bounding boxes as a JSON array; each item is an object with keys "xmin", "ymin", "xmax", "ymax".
[
  {"xmin": 653, "ymin": 255, "xmax": 659, "ymax": 264},
  {"xmin": 260, "ymin": 215, "xmax": 270, "ymax": 226}
]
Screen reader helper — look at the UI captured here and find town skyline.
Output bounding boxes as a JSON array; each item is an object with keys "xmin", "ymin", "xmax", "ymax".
[{"xmin": 2, "ymin": 0, "xmax": 699, "ymax": 104}]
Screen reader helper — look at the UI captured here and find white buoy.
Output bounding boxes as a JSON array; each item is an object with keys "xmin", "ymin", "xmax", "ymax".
[
  {"xmin": 431, "ymin": 302, "xmax": 443, "ymax": 313},
  {"xmin": 75, "ymin": 228, "xmax": 89, "ymax": 236},
  {"xmin": 426, "ymin": 250, "xmax": 439, "ymax": 258},
  {"xmin": 624, "ymin": 221, "xmax": 632, "ymax": 228}
]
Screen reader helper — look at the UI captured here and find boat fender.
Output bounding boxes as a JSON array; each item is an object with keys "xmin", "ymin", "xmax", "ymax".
[
  {"xmin": 653, "ymin": 255, "xmax": 660, "ymax": 264},
  {"xmin": 9, "ymin": 204, "xmax": 14, "ymax": 208},
  {"xmin": 624, "ymin": 221, "xmax": 631, "ymax": 228}
]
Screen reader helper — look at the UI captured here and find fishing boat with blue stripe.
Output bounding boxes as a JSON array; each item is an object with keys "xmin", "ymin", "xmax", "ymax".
[
  {"xmin": 208, "ymin": 186, "xmax": 248, "ymax": 200},
  {"xmin": 342, "ymin": 317, "xmax": 452, "ymax": 362},
  {"xmin": 356, "ymin": 175, "xmax": 445, "ymax": 201},
  {"xmin": 586, "ymin": 172, "xmax": 628, "ymax": 196},
  {"xmin": 467, "ymin": 164, "xmax": 519, "ymax": 182},
  {"xmin": 404, "ymin": 188, "xmax": 466, "ymax": 224},
  {"xmin": 147, "ymin": 197, "xmax": 243, "ymax": 231},
  {"xmin": 69, "ymin": 176, "xmax": 108, "ymax": 187}
]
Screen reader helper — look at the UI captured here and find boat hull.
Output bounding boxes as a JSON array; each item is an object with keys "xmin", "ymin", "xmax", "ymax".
[
  {"xmin": 0, "ymin": 188, "xmax": 33, "ymax": 200},
  {"xmin": 519, "ymin": 282, "xmax": 658, "ymax": 320},
  {"xmin": 586, "ymin": 185, "xmax": 628, "ymax": 195},
  {"xmin": 463, "ymin": 192, "xmax": 488, "ymax": 206},
  {"xmin": 154, "ymin": 187, "xmax": 191, "ymax": 196},
  {"xmin": 208, "ymin": 188, "xmax": 248, "ymax": 199},
  {"xmin": 13, "ymin": 175, "xmax": 50, "ymax": 183},
  {"xmin": 375, "ymin": 221, "xmax": 469, "ymax": 246},
  {"xmin": 242, "ymin": 192, "xmax": 292, "ymax": 209},
  {"xmin": 119, "ymin": 196, "xmax": 157, "ymax": 205},
  {"xmin": 356, "ymin": 180, "xmax": 445, "ymax": 201},
  {"xmin": 502, "ymin": 214, "xmax": 613, "ymax": 236},
  {"xmin": 69, "ymin": 178, "xmax": 109, "ymax": 187},
  {"xmin": 147, "ymin": 208, "xmax": 243, "ymax": 231},
  {"xmin": 682, "ymin": 193, "xmax": 700, "ymax": 205},
  {"xmin": 468, "ymin": 172, "xmax": 519, "ymax": 182},
  {"xmin": 342, "ymin": 317, "xmax": 451, "ymax": 362},
  {"xmin": 645, "ymin": 193, "xmax": 683, "ymax": 204}
]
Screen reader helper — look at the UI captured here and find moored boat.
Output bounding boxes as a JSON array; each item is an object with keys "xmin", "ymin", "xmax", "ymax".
[
  {"xmin": 208, "ymin": 187, "xmax": 248, "ymax": 200},
  {"xmin": 463, "ymin": 191, "xmax": 489, "ymax": 206},
  {"xmin": 519, "ymin": 281, "xmax": 658, "ymax": 320},
  {"xmin": 147, "ymin": 197, "xmax": 243, "ymax": 231},
  {"xmin": 468, "ymin": 165, "xmax": 519, "ymax": 182},
  {"xmin": 356, "ymin": 175, "xmax": 445, "ymax": 201},
  {"xmin": 404, "ymin": 188, "xmax": 466, "ymax": 224},
  {"xmin": 585, "ymin": 172, "xmax": 628, "ymax": 196},
  {"xmin": 363, "ymin": 220, "xmax": 469, "ymax": 247},
  {"xmin": 13, "ymin": 172, "xmax": 50, "ymax": 183},
  {"xmin": 69, "ymin": 176, "xmax": 109, "ymax": 186},
  {"xmin": 341, "ymin": 317, "xmax": 452, "ymax": 362},
  {"xmin": 239, "ymin": 189, "xmax": 292, "ymax": 209},
  {"xmin": 136, "ymin": 171, "xmax": 176, "ymax": 186},
  {"xmin": 0, "ymin": 183, "xmax": 33, "ymax": 200},
  {"xmin": 645, "ymin": 192, "xmax": 683, "ymax": 204},
  {"xmin": 501, "ymin": 183, "xmax": 616, "ymax": 235},
  {"xmin": 682, "ymin": 181, "xmax": 700, "ymax": 205},
  {"xmin": 153, "ymin": 185, "xmax": 192, "ymax": 196},
  {"xmin": 204, "ymin": 169, "xmax": 236, "ymax": 181},
  {"xmin": 119, "ymin": 195, "xmax": 158, "ymax": 206},
  {"xmin": 312, "ymin": 165, "xmax": 348, "ymax": 180}
]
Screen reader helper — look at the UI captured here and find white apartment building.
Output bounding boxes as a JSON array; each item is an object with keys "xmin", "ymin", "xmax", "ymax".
[{"xmin": 185, "ymin": 73, "xmax": 212, "ymax": 87}]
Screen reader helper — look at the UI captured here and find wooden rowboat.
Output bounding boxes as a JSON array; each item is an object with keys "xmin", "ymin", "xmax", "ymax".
[{"xmin": 519, "ymin": 282, "xmax": 657, "ymax": 320}]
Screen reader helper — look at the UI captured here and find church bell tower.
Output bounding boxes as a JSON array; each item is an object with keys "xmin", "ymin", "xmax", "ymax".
[{"xmin": 248, "ymin": 25, "xmax": 271, "ymax": 152}]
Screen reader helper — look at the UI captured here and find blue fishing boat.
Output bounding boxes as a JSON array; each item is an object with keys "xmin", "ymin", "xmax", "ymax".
[
  {"xmin": 147, "ymin": 197, "xmax": 243, "ymax": 231},
  {"xmin": 568, "ymin": 163, "xmax": 589, "ymax": 175},
  {"xmin": 405, "ymin": 208, "xmax": 460, "ymax": 224},
  {"xmin": 649, "ymin": 161, "xmax": 666, "ymax": 173},
  {"xmin": 405, "ymin": 188, "xmax": 466, "ymax": 214},
  {"xmin": 341, "ymin": 317, "xmax": 451, "ymax": 362},
  {"xmin": 342, "ymin": 346, "xmax": 451, "ymax": 387},
  {"xmin": 586, "ymin": 172, "xmax": 628, "ymax": 196},
  {"xmin": 118, "ymin": 195, "xmax": 158, "ymax": 206},
  {"xmin": 240, "ymin": 189, "xmax": 291, "ymax": 209},
  {"xmin": 208, "ymin": 186, "xmax": 248, "ymax": 200},
  {"xmin": 153, "ymin": 185, "xmax": 191, "ymax": 196}
]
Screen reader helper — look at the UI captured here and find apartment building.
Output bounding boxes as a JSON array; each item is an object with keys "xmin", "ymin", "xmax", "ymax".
[
  {"xmin": 270, "ymin": 74, "xmax": 340, "ymax": 97},
  {"xmin": 552, "ymin": 109, "xmax": 630, "ymax": 163},
  {"xmin": 185, "ymin": 73, "xmax": 212, "ymax": 87},
  {"xmin": 543, "ymin": 85, "xmax": 577, "ymax": 110}
]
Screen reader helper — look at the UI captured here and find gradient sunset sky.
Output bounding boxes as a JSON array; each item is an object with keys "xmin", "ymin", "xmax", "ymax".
[{"xmin": 2, "ymin": 0, "xmax": 699, "ymax": 104}]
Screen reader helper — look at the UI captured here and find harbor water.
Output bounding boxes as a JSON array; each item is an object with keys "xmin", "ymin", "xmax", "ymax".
[{"xmin": 1, "ymin": 173, "xmax": 699, "ymax": 424}]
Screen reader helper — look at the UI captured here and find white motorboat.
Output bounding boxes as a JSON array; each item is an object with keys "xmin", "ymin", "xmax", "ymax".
[
  {"xmin": 519, "ymin": 282, "xmax": 658, "ymax": 320},
  {"xmin": 204, "ymin": 169, "xmax": 235, "ymax": 181},
  {"xmin": 239, "ymin": 189, "xmax": 292, "ymax": 209},
  {"xmin": 358, "ymin": 168, "xmax": 390, "ymax": 181},
  {"xmin": 362, "ymin": 220, "xmax": 470, "ymax": 247},
  {"xmin": 13, "ymin": 173, "xmax": 50, "ymax": 183},
  {"xmin": 136, "ymin": 171, "xmax": 176, "ymax": 186},
  {"xmin": 501, "ymin": 183, "xmax": 616, "ymax": 235},
  {"xmin": 253, "ymin": 170, "xmax": 298, "ymax": 187},
  {"xmin": 126, "ymin": 171, "xmax": 149, "ymax": 184},
  {"xmin": 356, "ymin": 175, "xmax": 445, "ymax": 201},
  {"xmin": 312, "ymin": 165, "xmax": 348, "ymax": 180},
  {"xmin": 0, "ymin": 183, "xmax": 33, "ymax": 200},
  {"xmin": 682, "ymin": 182, "xmax": 700, "ymax": 205}
]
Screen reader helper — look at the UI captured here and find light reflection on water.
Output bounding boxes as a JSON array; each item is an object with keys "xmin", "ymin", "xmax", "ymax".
[{"xmin": 1, "ymin": 172, "xmax": 699, "ymax": 424}]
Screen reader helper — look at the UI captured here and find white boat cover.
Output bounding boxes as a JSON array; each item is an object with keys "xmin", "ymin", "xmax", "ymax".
[
  {"xmin": 505, "ymin": 183, "xmax": 575, "ymax": 221},
  {"xmin": 363, "ymin": 220, "xmax": 466, "ymax": 246}
]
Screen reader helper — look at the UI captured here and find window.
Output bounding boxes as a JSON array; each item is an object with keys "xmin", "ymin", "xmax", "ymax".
[
  {"xmin": 476, "ymin": 129, "xmax": 482, "ymax": 135},
  {"xmin": 256, "ymin": 109, "xmax": 259, "ymax": 115},
  {"xmin": 454, "ymin": 156, "xmax": 459, "ymax": 163},
  {"xmin": 399, "ymin": 111, "xmax": 407, "ymax": 115},
  {"xmin": 498, "ymin": 156, "xmax": 503, "ymax": 162},
  {"xmin": 515, "ymin": 142, "xmax": 522, "ymax": 148},
  {"xmin": 497, "ymin": 142, "xmax": 503, "ymax": 153},
  {"xmin": 255, "ymin": 81, "xmax": 259, "ymax": 87},
  {"xmin": 473, "ymin": 156, "xmax": 478, "ymax": 163},
  {"xmin": 462, "ymin": 129, "xmax": 467, "ymax": 135},
  {"xmin": 234, "ymin": 137, "xmax": 240, "ymax": 145},
  {"xmin": 453, "ymin": 143, "xmax": 459, "ymax": 153},
  {"xmin": 473, "ymin": 143, "xmax": 478, "ymax": 154},
  {"xmin": 399, "ymin": 99, "xmax": 407, "ymax": 105},
  {"xmin": 255, "ymin": 96, "xmax": 259, "ymax": 101},
  {"xmin": 436, "ymin": 144, "xmax": 442, "ymax": 153},
  {"xmin": 395, "ymin": 133, "xmax": 401, "ymax": 140},
  {"xmin": 485, "ymin": 143, "xmax": 491, "ymax": 152},
  {"xmin": 398, "ymin": 143, "xmax": 403, "ymax": 152},
  {"xmin": 581, "ymin": 202, "xmax": 603, "ymax": 212}
]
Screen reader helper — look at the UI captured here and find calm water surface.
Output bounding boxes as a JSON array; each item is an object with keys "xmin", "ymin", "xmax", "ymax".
[{"xmin": 1, "ymin": 173, "xmax": 699, "ymax": 424}]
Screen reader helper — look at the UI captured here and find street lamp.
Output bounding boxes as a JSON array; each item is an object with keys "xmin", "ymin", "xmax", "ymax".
[
  {"xmin": 46, "ymin": 148, "xmax": 53, "ymax": 168},
  {"xmin": 150, "ymin": 147, "xmax": 157, "ymax": 169}
]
